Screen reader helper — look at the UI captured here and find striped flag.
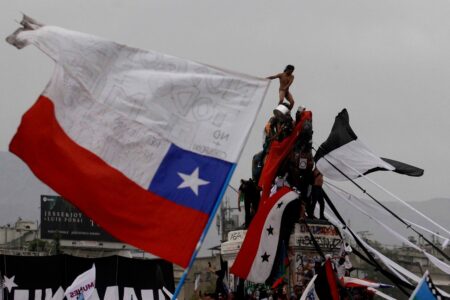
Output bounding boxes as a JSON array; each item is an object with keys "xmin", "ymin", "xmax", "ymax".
[
  {"xmin": 315, "ymin": 259, "xmax": 340, "ymax": 300},
  {"xmin": 315, "ymin": 109, "xmax": 423, "ymax": 181},
  {"xmin": 7, "ymin": 16, "xmax": 268, "ymax": 268},
  {"xmin": 341, "ymin": 277, "xmax": 393, "ymax": 289},
  {"xmin": 299, "ymin": 260, "xmax": 343, "ymax": 300},
  {"xmin": 230, "ymin": 188, "xmax": 298, "ymax": 283},
  {"xmin": 258, "ymin": 111, "xmax": 312, "ymax": 200}
]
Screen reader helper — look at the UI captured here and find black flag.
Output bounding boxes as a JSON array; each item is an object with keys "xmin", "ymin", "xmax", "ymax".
[{"xmin": 315, "ymin": 109, "xmax": 423, "ymax": 180}]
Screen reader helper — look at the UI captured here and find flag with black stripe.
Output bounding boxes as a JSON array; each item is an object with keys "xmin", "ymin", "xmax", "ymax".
[{"xmin": 315, "ymin": 109, "xmax": 423, "ymax": 181}]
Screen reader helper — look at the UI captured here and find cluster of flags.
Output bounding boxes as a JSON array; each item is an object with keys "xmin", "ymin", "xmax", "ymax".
[
  {"xmin": 257, "ymin": 110, "xmax": 313, "ymax": 201},
  {"xmin": 229, "ymin": 105, "xmax": 442, "ymax": 299},
  {"xmin": 6, "ymin": 15, "xmax": 450, "ymax": 300}
]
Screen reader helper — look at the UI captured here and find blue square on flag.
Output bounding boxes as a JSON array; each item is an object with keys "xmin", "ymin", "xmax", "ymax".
[{"xmin": 148, "ymin": 144, "xmax": 233, "ymax": 214}]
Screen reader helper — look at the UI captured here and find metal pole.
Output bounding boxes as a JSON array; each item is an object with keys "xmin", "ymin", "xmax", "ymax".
[{"xmin": 172, "ymin": 165, "xmax": 237, "ymax": 300}]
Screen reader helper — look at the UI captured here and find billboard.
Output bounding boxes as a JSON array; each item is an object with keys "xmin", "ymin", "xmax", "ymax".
[{"xmin": 40, "ymin": 195, "xmax": 118, "ymax": 242}]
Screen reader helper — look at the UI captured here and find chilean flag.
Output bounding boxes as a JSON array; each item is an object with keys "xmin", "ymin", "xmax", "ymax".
[{"xmin": 7, "ymin": 17, "xmax": 269, "ymax": 268}]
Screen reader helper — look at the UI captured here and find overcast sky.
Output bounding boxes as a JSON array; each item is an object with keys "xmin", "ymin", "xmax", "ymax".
[{"xmin": 1, "ymin": 1, "xmax": 450, "ymax": 241}]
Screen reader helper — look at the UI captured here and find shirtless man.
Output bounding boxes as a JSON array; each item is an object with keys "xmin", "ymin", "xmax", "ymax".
[{"xmin": 267, "ymin": 65, "xmax": 295, "ymax": 110}]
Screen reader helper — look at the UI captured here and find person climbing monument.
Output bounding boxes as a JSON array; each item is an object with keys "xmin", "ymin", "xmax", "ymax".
[
  {"xmin": 307, "ymin": 168, "xmax": 326, "ymax": 220},
  {"xmin": 267, "ymin": 65, "xmax": 295, "ymax": 110},
  {"xmin": 238, "ymin": 178, "xmax": 261, "ymax": 228}
]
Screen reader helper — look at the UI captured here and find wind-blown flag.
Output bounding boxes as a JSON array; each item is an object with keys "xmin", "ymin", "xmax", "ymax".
[
  {"xmin": 341, "ymin": 277, "xmax": 393, "ymax": 289},
  {"xmin": 7, "ymin": 16, "xmax": 268, "ymax": 267},
  {"xmin": 64, "ymin": 264, "xmax": 96, "ymax": 300},
  {"xmin": 299, "ymin": 260, "xmax": 340, "ymax": 300},
  {"xmin": 299, "ymin": 274, "xmax": 319, "ymax": 300},
  {"xmin": 314, "ymin": 109, "xmax": 423, "ymax": 181},
  {"xmin": 270, "ymin": 241, "xmax": 289, "ymax": 289},
  {"xmin": 258, "ymin": 111, "xmax": 312, "ymax": 200},
  {"xmin": 409, "ymin": 271, "xmax": 449, "ymax": 300},
  {"xmin": 230, "ymin": 187, "xmax": 298, "ymax": 283},
  {"xmin": 315, "ymin": 259, "xmax": 340, "ymax": 300}
]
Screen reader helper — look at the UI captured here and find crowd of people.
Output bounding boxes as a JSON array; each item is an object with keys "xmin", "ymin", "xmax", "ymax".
[{"xmin": 196, "ymin": 66, "xmax": 363, "ymax": 300}]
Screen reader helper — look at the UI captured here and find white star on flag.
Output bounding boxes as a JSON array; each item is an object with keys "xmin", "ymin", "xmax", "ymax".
[
  {"xmin": 3, "ymin": 275, "xmax": 18, "ymax": 293},
  {"xmin": 177, "ymin": 167, "xmax": 209, "ymax": 196}
]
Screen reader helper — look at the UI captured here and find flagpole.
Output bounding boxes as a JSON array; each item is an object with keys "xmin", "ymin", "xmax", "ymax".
[
  {"xmin": 172, "ymin": 165, "xmax": 237, "ymax": 300},
  {"xmin": 325, "ymin": 149, "xmax": 450, "ymax": 238},
  {"xmin": 314, "ymin": 147, "xmax": 450, "ymax": 261},
  {"xmin": 403, "ymin": 218, "xmax": 449, "ymax": 244},
  {"xmin": 329, "ymin": 179, "xmax": 448, "ymax": 243},
  {"xmin": 323, "ymin": 210, "xmax": 413, "ymax": 296},
  {"xmin": 325, "ymin": 183, "xmax": 450, "ymax": 273},
  {"xmin": 358, "ymin": 167, "xmax": 450, "ymax": 237}
]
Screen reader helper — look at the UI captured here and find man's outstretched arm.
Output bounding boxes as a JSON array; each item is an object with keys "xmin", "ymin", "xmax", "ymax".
[{"xmin": 266, "ymin": 73, "xmax": 281, "ymax": 80}]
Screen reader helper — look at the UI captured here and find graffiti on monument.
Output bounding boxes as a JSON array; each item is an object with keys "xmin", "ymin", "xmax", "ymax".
[{"xmin": 296, "ymin": 223, "xmax": 341, "ymax": 250}]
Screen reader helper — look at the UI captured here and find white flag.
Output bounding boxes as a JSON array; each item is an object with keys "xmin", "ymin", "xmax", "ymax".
[
  {"xmin": 64, "ymin": 264, "xmax": 96, "ymax": 300},
  {"xmin": 300, "ymin": 274, "xmax": 319, "ymax": 300},
  {"xmin": 194, "ymin": 274, "xmax": 200, "ymax": 291},
  {"xmin": 7, "ymin": 16, "xmax": 268, "ymax": 268}
]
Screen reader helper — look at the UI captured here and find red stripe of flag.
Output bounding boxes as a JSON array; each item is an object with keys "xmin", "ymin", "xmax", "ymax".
[
  {"xmin": 10, "ymin": 96, "xmax": 208, "ymax": 267},
  {"xmin": 230, "ymin": 187, "xmax": 291, "ymax": 279},
  {"xmin": 258, "ymin": 112, "xmax": 312, "ymax": 201},
  {"xmin": 325, "ymin": 260, "xmax": 340, "ymax": 300}
]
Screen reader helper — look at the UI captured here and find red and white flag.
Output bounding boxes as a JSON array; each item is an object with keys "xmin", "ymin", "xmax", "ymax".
[
  {"xmin": 299, "ymin": 260, "xmax": 341, "ymax": 300},
  {"xmin": 7, "ymin": 16, "xmax": 268, "ymax": 268},
  {"xmin": 258, "ymin": 111, "xmax": 312, "ymax": 201},
  {"xmin": 64, "ymin": 264, "xmax": 96, "ymax": 300},
  {"xmin": 340, "ymin": 277, "xmax": 393, "ymax": 289},
  {"xmin": 230, "ymin": 187, "xmax": 298, "ymax": 283}
]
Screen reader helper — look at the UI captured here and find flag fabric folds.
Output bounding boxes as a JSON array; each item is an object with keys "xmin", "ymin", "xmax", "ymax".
[
  {"xmin": 64, "ymin": 264, "xmax": 96, "ymax": 300},
  {"xmin": 271, "ymin": 241, "xmax": 289, "ymax": 289},
  {"xmin": 258, "ymin": 111, "xmax": 312, "ymax": 200},
  {"xmin": 409, "ymin": 271, "xmax": 448, "ymax": 300},
  {"xmin": 7, "ymin": 17, "xmax": 269, "ymax": 267},
  {"xmin": 297, "ymin": 259, "xmax": 341, "ymax": 300},
  {"xmin": 341, "ymin": 277, "xmax": 393, "ymax": 289},
  {"xmin": 315, "ymin": 259, "xmax": 340, "ymax": 300},
  {"xmin": 299, "ymin": 274, "xmax": 318, "ymax": 300},
  {"xmin": 230, "ymin": 187, "xmax": 298, "ymax": 283},
  {"xmin": 314, "ymin": 109, "xmax": 423, "ymax": 181}
]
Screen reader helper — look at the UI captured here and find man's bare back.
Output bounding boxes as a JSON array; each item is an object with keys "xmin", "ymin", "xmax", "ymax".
[
  {"xmin": 267, "ymin": 65, "xmax": 295, "ymax": 110},
  {"xmin": 276, "ymin": 72, "xmax": 294, "ymax": 91}
]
